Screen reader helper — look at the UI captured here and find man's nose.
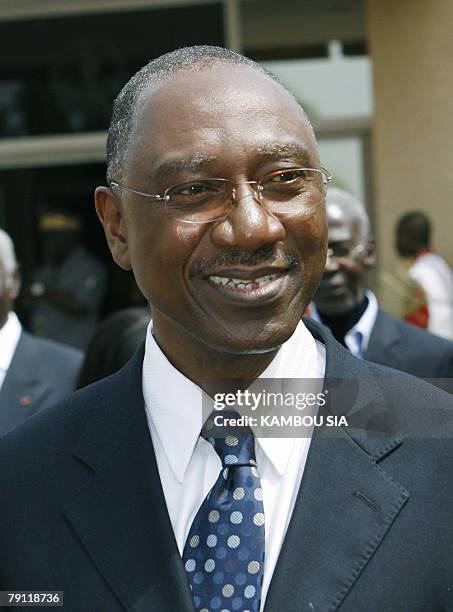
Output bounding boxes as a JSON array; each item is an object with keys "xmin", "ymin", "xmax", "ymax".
[
  {"xmin": 324, "ymin": 250, "xmax": 340, "ymax": 273},
  {"xmin": 210, "ymin": 185, "xmax": 286, "ymax": 250}
]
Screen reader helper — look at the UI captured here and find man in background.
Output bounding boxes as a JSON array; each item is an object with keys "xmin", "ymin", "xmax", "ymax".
[
  {"xmin": 396, "ymin": 211, "xmax": 453, "ymax": 340},
  {"xmin": 0, "ymin": 228, "xmax": 83, "ymax": 434},
  {"xmin": 29, "ymin": 209, "xmax": 107, "ymax": 350},
  {"xmin": 313, "ymin": 187, "xmax": 453, "ymax": 380}
]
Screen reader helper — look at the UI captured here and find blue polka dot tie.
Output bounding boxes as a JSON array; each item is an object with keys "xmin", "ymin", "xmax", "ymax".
[{"xmin": 183, "ymin": 431, "xmax": 265, "ymax": 612}]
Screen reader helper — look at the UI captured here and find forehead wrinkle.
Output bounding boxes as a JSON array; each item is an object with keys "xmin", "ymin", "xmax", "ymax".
[
  {"xmin": 150, "ymin": 142, "xmax": 313, "ymax": 180},
  {"xmin": 150, "ymin": 153, "xmax": 218, "ymax": 179},
  {"xmin": 254, "ymin": 142, "xmax": 312, "ymax": 165}
]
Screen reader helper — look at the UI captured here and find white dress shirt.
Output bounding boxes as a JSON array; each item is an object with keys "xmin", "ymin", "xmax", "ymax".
[
  {"xmin": 142, "ymin": 320, "xmax": 326, "ymax": 610},
  {"xmin": 0, "ymin": 311, "xmax": 21, "ymax": 391}
]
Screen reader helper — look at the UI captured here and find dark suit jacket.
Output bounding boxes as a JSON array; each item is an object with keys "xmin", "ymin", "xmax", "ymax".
[
  {"xmin": 0, "ymin": 320, "xmax": 452, "ymax": 611},
  {"xmin": 0, "ymin": 330, "xmax": 83, "ymax": 435},
  {"xmin": 365, "ymin": 308, "xmax": 453, "ymax": 379}
]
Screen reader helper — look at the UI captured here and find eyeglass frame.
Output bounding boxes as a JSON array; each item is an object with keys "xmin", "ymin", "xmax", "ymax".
[{"xmin": 109, "ymin": 166, "xmax": 333, "ymax": 225}]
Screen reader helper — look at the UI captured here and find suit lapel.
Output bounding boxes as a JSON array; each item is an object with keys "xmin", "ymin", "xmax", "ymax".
[
  {"xmin": 264, "ymin": 429, "xmax": 408, "ymax": 611},
  {"xmin": 62, "ymin": 348, "xmax": 195, "ymax": 612},
  {"xmin": 0, "ymin": 332, "xmax": 52, "ymax": 431},
  {"xmin": 365, "ymin": 310, "xmax": 404, "ymax": 370},
  {"xmin": 264, "ymin": 321, "xmax": 409, "ymax": 611}
]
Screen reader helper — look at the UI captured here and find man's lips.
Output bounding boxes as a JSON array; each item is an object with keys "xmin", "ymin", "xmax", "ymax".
[
  {"xmin": 201, "ymin": 266, "xmax": 290, "ymax": 281},
  {"xmin": 209, "ymin": 271, "xmax": 284, "ymax": 290},
  {"xmin": 198, "ymin": 266, "xmax": 291, "ymax": 305}
]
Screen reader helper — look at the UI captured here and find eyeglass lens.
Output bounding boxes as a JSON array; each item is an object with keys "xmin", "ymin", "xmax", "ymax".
[{"xmin": 165, "ymin": 169, "xmax": 326, "ymax": 224}]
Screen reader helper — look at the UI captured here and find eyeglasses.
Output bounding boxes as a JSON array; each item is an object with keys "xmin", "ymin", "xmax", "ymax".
[{"xmin": 110, "ymin": 167, "xmax": 333, "ymax": 225}]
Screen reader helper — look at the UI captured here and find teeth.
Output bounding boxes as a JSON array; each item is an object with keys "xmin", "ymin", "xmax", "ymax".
[
  {"xmin": 210, "ymin": 276, "xmax": 229, "ymax": 286},
  {"xmin": 209, "ymin": 273, "xmax": 279, "ymax": 289}
]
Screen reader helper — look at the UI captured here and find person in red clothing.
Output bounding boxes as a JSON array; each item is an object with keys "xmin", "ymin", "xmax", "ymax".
[{"xmin": 396, "ymin": 211, "xmax": 453, "ymax": 340}]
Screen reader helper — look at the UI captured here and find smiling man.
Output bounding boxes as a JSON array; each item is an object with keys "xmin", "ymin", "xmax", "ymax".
[
  {"xmin": 0, "ymin": 47, "xmax": 452, "ymax": 612},
  {"xmin": 97, "ymin": 52, "xmax": 327, "ymax": 374}
]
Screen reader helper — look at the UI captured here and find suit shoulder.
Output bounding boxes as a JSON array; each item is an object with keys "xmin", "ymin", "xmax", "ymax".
[
  {"xmin": 366, "ymin": 359, "xmax": 453, "ymax": 409},
  {"xmin": 368, "ymin": 310, "xmax": 453, "ymax": 380},
  {"xmin": 26, "ymin": 333, "xmax": 84, "ymax": 360},
  {"xmin": 0, "ymin": 376, "xmax": 110, "ymax": 462},
  {"xmin": 23, "ymin": 332, "xmax": 84, "ymax": 366},
  {"xmin": 393, "ymin": 315, "xmax": 453, "ymax": 347}
]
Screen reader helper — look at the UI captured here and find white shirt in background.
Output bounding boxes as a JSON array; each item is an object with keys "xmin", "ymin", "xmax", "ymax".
[
  {"xmin": 344, "ymin": 291, "xmax": 379, "ymax": 357},
  {"xmin": 408, "ymin": 252, "xmax": 453, "ymax": 340},
  {"xmin": 142, "ymin": 320, "xmax": 326, "ymax": 611},
  {"xmin": 0, "ymin": 311, "xmax": 21, "ymax": 391}
]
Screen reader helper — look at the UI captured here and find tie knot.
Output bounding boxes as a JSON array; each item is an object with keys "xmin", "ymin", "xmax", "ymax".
[{"xmin": 207, "ymin": 433, "xmax": 257, "ymax": 467}]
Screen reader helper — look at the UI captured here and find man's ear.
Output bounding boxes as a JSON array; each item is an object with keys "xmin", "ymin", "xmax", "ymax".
[
  {"xmin": 363, "ymin": 235, "xmax": 376, "ymax": 268},
  {"xmin": 9, "ymin": 267, "xmax": 21, "ymax": 300},
  {"xmin": 95, "ymin": 186, "xmax": 131, "ymax": 270}
]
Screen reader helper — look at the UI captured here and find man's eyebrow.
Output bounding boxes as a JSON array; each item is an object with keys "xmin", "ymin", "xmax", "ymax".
[
  {"xmin": 152, "ymin": 154, "xmax": 217, "ymax": 178},
  {"xmin": 151, "ymin": 143, "xmax": 312, "ymax": 180},
  {"xmin": 254, "ymin": 143, "xmax": 312, "ymax": 164}
]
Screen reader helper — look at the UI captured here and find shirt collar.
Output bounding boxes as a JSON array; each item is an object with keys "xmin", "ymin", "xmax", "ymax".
[
  {"xmin": 0, "ymin": 311, "xmax": 22, "ymax": 372},
  {"xmin": 255, "ymin": 320, "xmax": 320, "ymax": 476},
  {"xmin": 142, "ymin": 320, "xmax": 321, "ymax": 482},
  {"xmin": 344, "ymin": 290, "xmax": 378, "ymax": 357},
  {"xmin": 142, "ymin": 322, "xmax": 205, "ymax": 484}
]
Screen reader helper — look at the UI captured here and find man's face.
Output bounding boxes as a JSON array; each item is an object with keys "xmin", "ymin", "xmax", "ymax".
[
  {"xmin": 0, "ymin": 259, "xmax": 9, "ymax": 321},
  {"xmin": 396, "ymin": 229, "xmax": 415, "ymax": 258},
  {"xmin": 103, "ymin": 65, "xmax": 327, "ymax": 354},
  {"xmin": 0, "ymin": 258, "xmax": 17, "ymax": 326},
  {"xmin": 314, "ymin": 201, "xmax": 370, "ymax": 316}
]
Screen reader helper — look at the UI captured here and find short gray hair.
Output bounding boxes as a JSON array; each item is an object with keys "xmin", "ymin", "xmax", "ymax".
[
  {"xmin": 106, "ymin": 45, "xmax": 314, "ymax": 183},
  {"xmin": 0, "ymin": 228, "xmax": 17, "ymax": 275},
  {"xmin": 325, "ymin": 187, "xmax": 370, "ymax": 245}
]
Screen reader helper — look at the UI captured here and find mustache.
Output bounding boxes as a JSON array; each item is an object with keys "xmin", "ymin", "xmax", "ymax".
[{"xmin": 189, "ymin": 246, "xmax": 299, "ymax": 276}]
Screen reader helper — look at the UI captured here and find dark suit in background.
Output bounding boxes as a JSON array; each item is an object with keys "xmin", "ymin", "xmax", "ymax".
[
  {"xmin": 0, "ymin": 330, "xmax": 83, "ymax": 435},
  {"xmin": 366, "ymin": 308, "xmax": 453, "ymax": 379},
  {"xmin": 0, "ymin": 322, "xmax": 452, "ymax": 611}
]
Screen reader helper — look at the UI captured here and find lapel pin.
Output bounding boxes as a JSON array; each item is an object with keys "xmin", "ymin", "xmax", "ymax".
[{"xmin": 20, "ymin": 395, "xmax": 33, "ymax": 406}]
